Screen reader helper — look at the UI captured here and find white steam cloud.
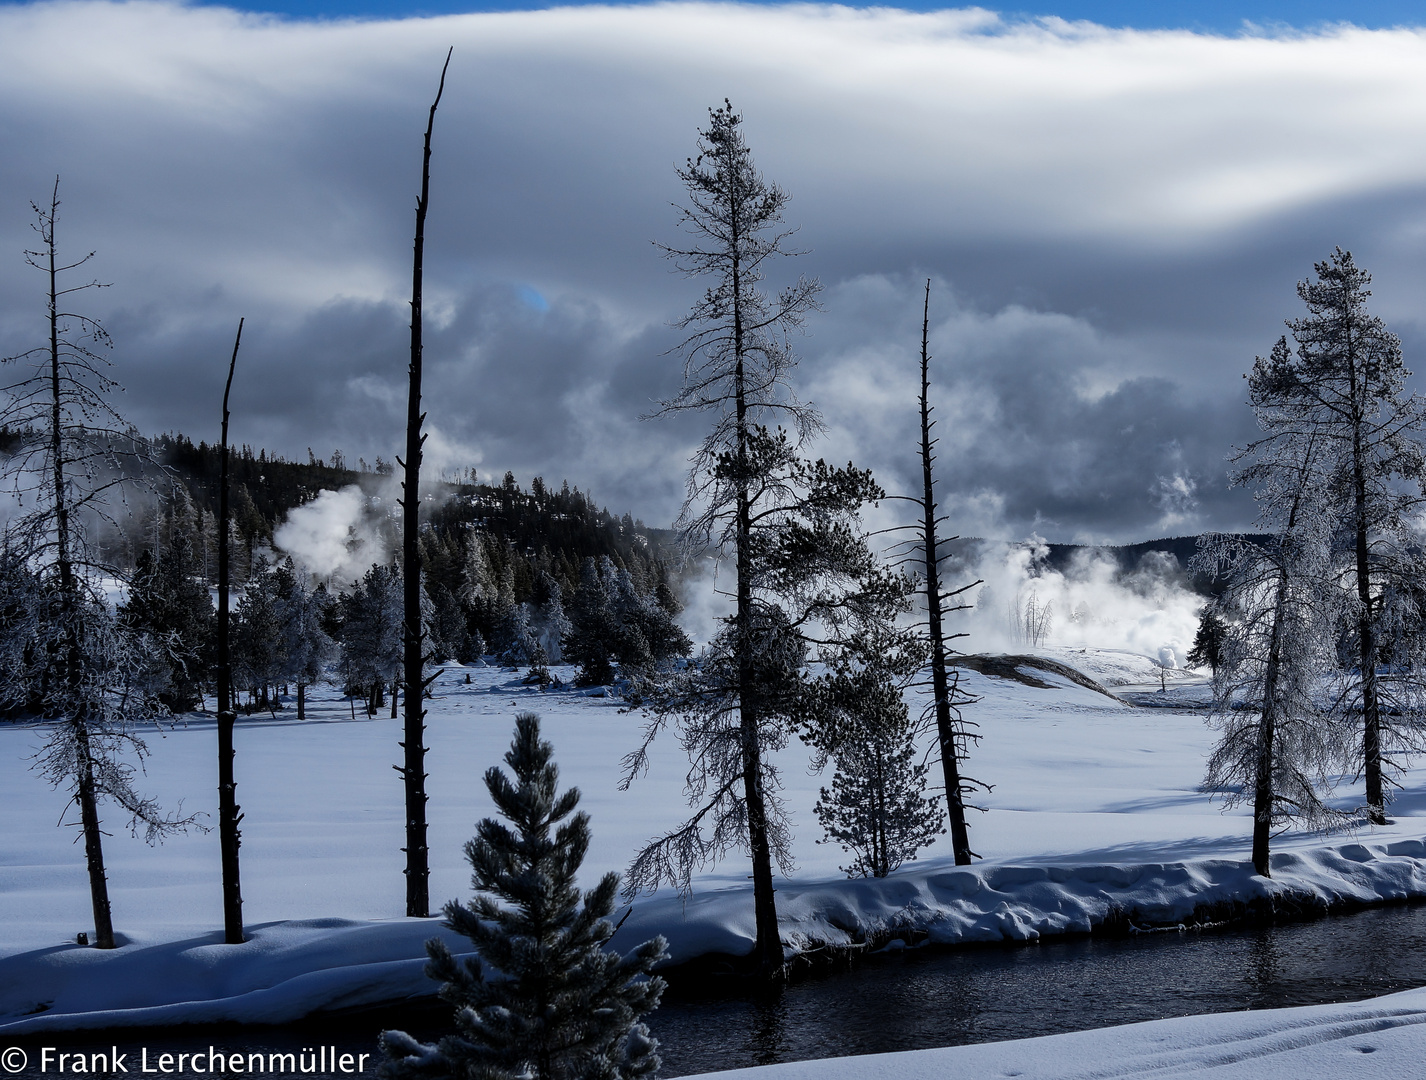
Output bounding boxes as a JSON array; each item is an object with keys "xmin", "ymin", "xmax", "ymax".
[
  {"xmin": 949, "ymin": 537, "xmax": 1204, "ymax": 666},
  {"xmin": 272, "ymin": 485, "xmax": 390, "ymax": 586}
]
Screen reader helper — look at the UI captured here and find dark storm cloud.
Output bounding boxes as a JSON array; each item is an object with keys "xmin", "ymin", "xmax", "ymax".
[{"xmin": 3, "ymin": 2, "xmax": 1426, "ymax": 540}]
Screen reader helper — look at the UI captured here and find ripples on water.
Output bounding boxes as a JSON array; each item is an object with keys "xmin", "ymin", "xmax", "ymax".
[{"xmin": 9, "ymin": 904, "xmax": 1426, "ymax": 1079}]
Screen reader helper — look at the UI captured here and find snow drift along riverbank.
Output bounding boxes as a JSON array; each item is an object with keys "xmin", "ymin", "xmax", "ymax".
[
  {"xmin": 693, "ymin": 983, "xmax": 1426, "ymax": 1080},
  {"xmin": 5, "ymin": 835, "xmax": 1426, "ymax": 1034}
]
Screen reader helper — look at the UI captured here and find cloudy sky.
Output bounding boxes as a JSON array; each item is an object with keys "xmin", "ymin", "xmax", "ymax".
[{"xmin": 3, "ymin": 1, "xmax": 1426, "ymax": 544}]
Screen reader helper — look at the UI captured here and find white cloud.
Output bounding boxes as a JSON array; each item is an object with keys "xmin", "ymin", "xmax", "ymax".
[{"xmin": 3, "ymin": 3, "xmax": 1426, "ymax": 538}]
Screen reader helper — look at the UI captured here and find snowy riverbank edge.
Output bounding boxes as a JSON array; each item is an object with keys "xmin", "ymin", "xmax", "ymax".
[
  {"xmin": 694, "ymin": 984, "xmax": 1426, "ymax": 1080},
  {"xmin": 6, "ymin": 835, "xmax": 1426, "ymax": 1034}
]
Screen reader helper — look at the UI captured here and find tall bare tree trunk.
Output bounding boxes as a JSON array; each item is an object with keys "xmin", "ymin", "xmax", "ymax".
[
  {"xmin": 400, "ymin": 48, "xmax": 451, "ymax": 919},
  {"xmin": 217, "ymin": 319, "xmax": 245, "ymax": 944},
  {"xmin": 916, "ymin": 281, "xmax": 976, "ymax": 866}
]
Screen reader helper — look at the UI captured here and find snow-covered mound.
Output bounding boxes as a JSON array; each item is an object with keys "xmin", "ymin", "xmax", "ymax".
[{"xmin": 689, "ymin": 984, "xmax": 1426, "ymax": 1080}]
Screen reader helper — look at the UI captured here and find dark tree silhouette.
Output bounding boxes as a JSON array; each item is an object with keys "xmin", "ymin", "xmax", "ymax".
[
  {"xmin": 216, "ymin": 318, "xmax": 245, "ymax": 943},
  {"xmin": 400, "ymin": 48, "xmax": 451, "ymax": 919}
]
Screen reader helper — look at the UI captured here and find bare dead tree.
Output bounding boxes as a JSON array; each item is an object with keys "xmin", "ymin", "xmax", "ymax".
[
  {"xmin": 883, "ymin": 282, "xmax": 984, "ymax": 865},
  {"xmin": 217, "ymin": 318, "xmax": 245, "ymax": 943},
  {"xmin": 399, "ymin": 47, "xmax": 451, "ymax": 919}
]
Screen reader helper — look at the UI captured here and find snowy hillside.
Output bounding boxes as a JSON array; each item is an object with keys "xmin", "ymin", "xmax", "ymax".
[{"xmin": 3, "ymin": 651, "xmax": 1426, "ymax": 1033}]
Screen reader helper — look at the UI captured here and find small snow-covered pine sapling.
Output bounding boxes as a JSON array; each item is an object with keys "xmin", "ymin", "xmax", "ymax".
[
  {"xmin": 0, "ymin": 179, "xmax": 200, "ymax": 949},
  {"xmin": 810, "ymin": 628, "xmax": 944, "ymax": 878},
  {"xmin": 1255, "ymin": 251, "xmax": 1426, "ymax": 824},
  {"xmin": 379, "ymin": 712, "xmax": 667, "ymax": 1080}
]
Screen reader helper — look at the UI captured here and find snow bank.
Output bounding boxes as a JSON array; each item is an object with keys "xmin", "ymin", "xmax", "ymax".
[
  {"xmin": 688, "ymin": 984, "xmax": 1426, "ymax": 1080},
  {"xmin": 6, "ymin": 837, "xmax": 1426, "ymax": 1035}
]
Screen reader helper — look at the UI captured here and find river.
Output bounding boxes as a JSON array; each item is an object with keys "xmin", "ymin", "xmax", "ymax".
[{"xmin": 7, "ymin": 902, "xmax": 1426, "ymax": 1079}]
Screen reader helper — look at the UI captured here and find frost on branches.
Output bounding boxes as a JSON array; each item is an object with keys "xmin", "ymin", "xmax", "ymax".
[
  {"xmin": 0, "ymin": 180, "xmax": 197, "ymax": 949},
  {"xmin": 1209, "ymin": 251, "xmax": 1426, "ymax": 833}
]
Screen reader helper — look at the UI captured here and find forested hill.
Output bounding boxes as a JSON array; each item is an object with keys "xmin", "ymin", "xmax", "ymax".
[{"xmin": 149, "ymin": 433, "xmax": 677, "ymax": 603}]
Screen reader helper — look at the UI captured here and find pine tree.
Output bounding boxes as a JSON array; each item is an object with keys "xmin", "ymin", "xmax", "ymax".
[
  {"xmin": 564, "ymin": 557, "xmax": 691, "ymax": 686},
  {"xmin": 275, "ymin": 560, "xmax": 335, "ymax": 721},
  {"xmin": 564, "ymin": 557, "xmax": 619, "ymax": 686},
  {"xmin": 529, "ymin": 571, "xmax": 572, "ymax": 664},
  {"xmin": 1186, "ymin": 606, "xmax": 1227, "ymax": 676},
  {"xmin": 339, "ymin": 563, "xmax": 404, "ymax": 715},
  {"xmin": 427, "ymin": 581, "xmax": 473, "ymax": 663},
  {"xmin": 379, "ymin": 712, "xmax": 667, "ymax": 1080},
  {"xmin": 1247, "ymin": 251, "xmax": 1426, "ymax": 823},
  {"xmin": 816, "ymin": 729, "xmax": 943, "ymax": 879},
  {"xmin": 119, "ymin": 525, "xmax": 214, "ymax": 713},
  {"xmin": 232, "ymin": 555, "xmax": 286, "ymax": 712},
  {"xmin": 630, "ymin": 103, "xmax": 902, "ymax": 976},
  {"xmin": 1193, "ymin": 336, "xmax": 1353, "ymax": 876},
  {"xmin": 810, "ymin": 626, "xmax": 943, "ymax": 878}
]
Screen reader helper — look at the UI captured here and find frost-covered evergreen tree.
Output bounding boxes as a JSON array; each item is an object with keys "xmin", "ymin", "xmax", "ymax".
[
  {"xmin": 275, "ymin": 560, "xmax": 334, "ymax": 721},
  {"xmin": 339, "ymin": 563, "xmax": 404, "ymax": 714},
  {"xmin": 564, "ymin": 557, "xmax": 619, "ymax": 686},
  {"xmin": 232, "ymin": 555, "xmax": 286, "ymax": 711},
  {"xmin": 0, "ymin": 181, "xmax": 196, "ymax": 948},
  {"xmin": 564, "ymin": 557, "xmax": 690, "ymax": 686},
  {"xmin": 119, "ymin": 528, "xmax": 213, "ymax": 713},
  {"xmin": 379, "ymin": 712, "xmax": 667, "ymax": 1080},
  {"xmin": 497, "ymin": 601, "xmax": 542, "ymax": 669},
  {"xmin": 427, "ymin": 581, "xmax": 472, "ymax": 663},
  {"xmin": 1186, "ymin": 606, "xmax": 1227, "ymax": 676},
  {"xmin": 1253, "ymin": 251, "xmax": 1426, "ymax": 823},
  {"xmin": 1193, "ymin": 340, "xmax": 1353, "ymax": 876},
  {"xmin": 529, "ymin": 571, "xmax": 572, "ymax": 664}
]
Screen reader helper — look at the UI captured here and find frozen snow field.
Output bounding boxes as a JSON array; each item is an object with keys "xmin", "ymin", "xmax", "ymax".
[{"xmin": 4, "ymin": 650, "xmax": 1426, "ymax": 1041}]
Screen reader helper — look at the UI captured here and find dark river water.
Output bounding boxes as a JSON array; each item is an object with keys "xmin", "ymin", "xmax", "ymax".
[{"xmin": 9, "ymin": 903, "xmax": 1426, "ymax": 1079}]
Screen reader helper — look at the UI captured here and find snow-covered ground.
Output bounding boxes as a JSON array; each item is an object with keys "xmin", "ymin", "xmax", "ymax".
[
  {"xmin": 4, "ymin": 649, "xmax": 1426, "ymax": 1041},
  {"xmin": 695, "ymin": 985, "xmax": 1426, "ymax": 1080}
]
